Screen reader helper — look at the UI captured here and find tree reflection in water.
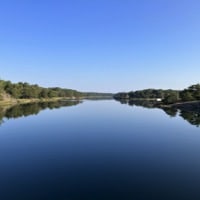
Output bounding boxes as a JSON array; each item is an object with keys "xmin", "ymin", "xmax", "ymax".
[
  {"xmin": 0, "ymin": 100, "xmax": 82, "ymax": 126},
  {"xmin": 1, "ymin": 100, "xmax": 200, "ymax": 127},
  {"xmin": 116, "ymin": 99, "xmax": 200, "ymax": 127}
]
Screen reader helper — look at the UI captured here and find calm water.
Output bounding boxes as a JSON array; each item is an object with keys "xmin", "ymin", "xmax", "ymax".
[{"xmin": 0, "ymin": 100, "xmax": 200, "ymax": 200}]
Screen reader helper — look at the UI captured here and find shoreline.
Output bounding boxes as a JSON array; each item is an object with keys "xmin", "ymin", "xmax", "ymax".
[
  {"xmin": 1, "ymin": 98, "xmax": 200, "ymax": 109},
  {"xmin": 114, "ymin": 98, "xmax": 200, "ymax": 109},
  {"xmin": 0, "ymin": 96, "xmax": 115, "ymax": 107},
  {"xmin": 0, "ymin": 97, "xmax": 80, "ymax": 107}
]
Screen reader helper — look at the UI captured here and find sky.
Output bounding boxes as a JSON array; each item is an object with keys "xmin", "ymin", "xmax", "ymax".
[{"xmin": 0, "ymin": 0, "xmax": 200, "ymax": 92}]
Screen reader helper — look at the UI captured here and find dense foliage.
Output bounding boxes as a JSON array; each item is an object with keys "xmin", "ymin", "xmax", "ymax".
[
  {"xmin": 114, "ymin": 89, "xmax": 179, "ymax": 102},
  {"xmin": 0, "ymin": 79, "xmax": 114, "ymax": 100},
  {"xmin": 179, "ymin": 84, "xmax": 200, "ymax": 101},
  {"xmin": 0, "ymin": 80, "xmax": 82, "ymax": 99},
  {"xmin": 114, "ymin": 84, "xmax": 200, "ymax": 104}
]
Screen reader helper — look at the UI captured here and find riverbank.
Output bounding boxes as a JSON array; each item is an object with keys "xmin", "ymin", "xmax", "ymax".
[
  {"xmin": 115, "ymin": 98, "xmax": 200, "ymax": 110},
  {"xmin": 0, "ymin": 97, "xmax": 71, "ymax": 107},
  {"xmin": 0, "ymin": 95, "xmax": 114, "ymax": 107}
]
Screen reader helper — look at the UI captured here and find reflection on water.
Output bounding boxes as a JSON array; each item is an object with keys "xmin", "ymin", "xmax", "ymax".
[
  {"xmin": 116, "ymin": 99, "xmax": 200, "ymax": 127},
  {"xmin": 1, "ymin": 99, "xmax": 200, "ymax": 127},
  {"xmin": 0, "ymin": 100, "xmax": 81, "ymax": 125},
  {"xmin": 0, "ymin": 100, "xmax": 200, "ymax": 200}
]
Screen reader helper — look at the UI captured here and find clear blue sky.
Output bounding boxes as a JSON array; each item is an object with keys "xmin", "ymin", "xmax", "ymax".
[{"xmin": 0, "ymin": 0, "xmax": 200, "ymax": 92}]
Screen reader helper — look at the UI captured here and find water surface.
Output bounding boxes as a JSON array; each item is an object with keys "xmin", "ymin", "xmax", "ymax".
[{"xmin": 0, "ymin": 100, "xmax": 200, "ymax": 200}]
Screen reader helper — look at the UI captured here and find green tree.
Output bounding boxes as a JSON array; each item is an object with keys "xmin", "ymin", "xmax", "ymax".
[
  {"xmin": 48, "ymin": 90, "xmax": 57, "ymax": 98},
  {"xmin": 40, "ymin": 89, "xmax": 49, "ymax": 98},
  {"xmin": 180, "ymin": 91, "xmax": 194, "ymax": 101},
  {"xmin": 162, "ymin": 93, "xmax": 179, "ymax": 104}
]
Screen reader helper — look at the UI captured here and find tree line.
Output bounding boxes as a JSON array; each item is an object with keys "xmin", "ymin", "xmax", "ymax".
[
  {"xmin": 114, "ymin": 84, "xmax": 200, "ymax": 104},
  {"xmin": 0, "ymin": 80, "xmax": 82, "ymax": 100}
]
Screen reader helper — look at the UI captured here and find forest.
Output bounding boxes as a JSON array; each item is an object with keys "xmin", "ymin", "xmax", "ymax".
[
  {"xmin": 0, "ymin": 79, "xmax": 83, "ymax": 100},
  {"xmin": 1, "ymin": 79, "xmax": 200, "ymax": 105},
  {"xmin": 114, "ymin": 84, "xmax": 200, "ymax": 104},
  {"xmin": 0, "ymin": 79, "xmax": 114, "ymax": 102}
]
